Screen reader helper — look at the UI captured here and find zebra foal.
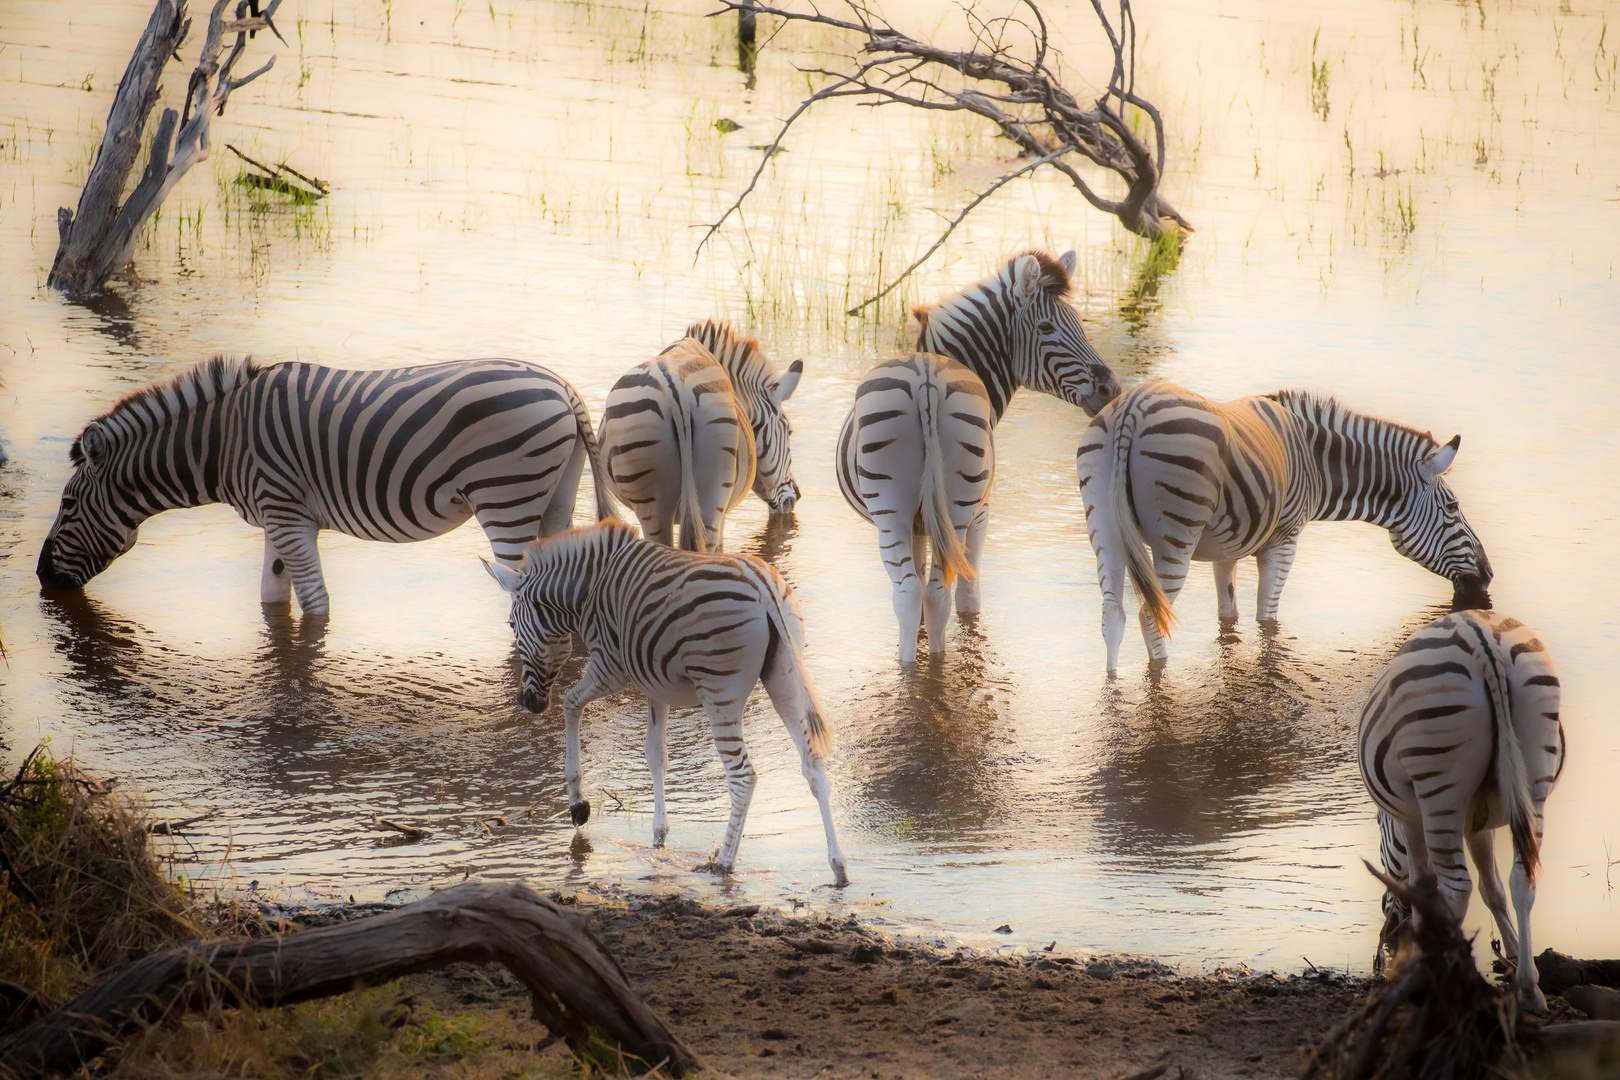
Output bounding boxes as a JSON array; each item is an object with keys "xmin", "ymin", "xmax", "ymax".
[
  {"xmin": 1360, "ymin": 609, "xmax": 1564, "ymax": 1011},
  {"xmin": 483, "ymin": 520, "xmax": 848, "ymax": 885},
  {"xmin": 599, "ymin": 320, "xmax": 801, "ymax": 552},
  {"xmin": 37, "ymin": 356, "xmax": 615, "ymax": 616},
  {"xmin": 1077, "ymin": 382, "xmax": 1492, "ymax": 672},
  {"xmin": 835, "ymin": 353, "xmax": 995, "ymax": 663}
]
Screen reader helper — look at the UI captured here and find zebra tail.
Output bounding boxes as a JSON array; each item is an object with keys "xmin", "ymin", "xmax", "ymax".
[
  {"xmin": 765, "ymin": 576, "xmax": 833, "ymax": 759},
  {"xmin": 674, "ymin": 388, "xmax": 707, "ymax": 553},
  {"xmin": 1108, "ymin": 407, "xmax": 1175, "ymax": 637},
  {"xmin": 1483, "ymin": 620, "xmax": 1540, "ymax": 882},
  {"xmin": 918, "ymin": 362, "xmax": 973, "ymax": 587},
  {"xmin": 571, "ymin": 392, "xmax": 621, "ymax": 522}
]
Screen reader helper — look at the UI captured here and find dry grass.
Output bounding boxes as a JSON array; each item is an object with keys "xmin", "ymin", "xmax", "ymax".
[{"xmin": 0, "ymin": 750, "xmax": 655, "ymax": 1079}]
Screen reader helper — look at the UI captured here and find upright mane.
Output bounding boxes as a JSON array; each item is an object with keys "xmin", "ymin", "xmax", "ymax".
[
  {"xmin": 683, "ymin": 319, "xmax": 777, "ymax": 399},
  {"xmin": 1267, "ymin": 389, "xmax": 1439, "ymax": 450},
  {"xmin": 914, "ymin": 249, "xmax": 1073, "ymax": 333},
  {"xmin": 518, "ymin": 519, "xmax": 640, "ymax": 576},
  {"xmin": 72, "ymin": 355, "xmax": 261, "ymax": 464}
]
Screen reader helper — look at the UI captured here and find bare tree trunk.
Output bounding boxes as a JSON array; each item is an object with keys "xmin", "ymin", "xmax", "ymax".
[
  {"xmin": 47, "ymin": 0, "xmax": 283, "ymax": 298},
  {"xmin": 0, "ymin": 882, "xmax": 703, "ymax": 1078}
]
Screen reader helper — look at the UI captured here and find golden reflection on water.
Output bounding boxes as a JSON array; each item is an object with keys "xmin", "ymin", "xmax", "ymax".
[{"xmin": 0, "ymin": 0, "xmax": 1617, "ymax": 968}]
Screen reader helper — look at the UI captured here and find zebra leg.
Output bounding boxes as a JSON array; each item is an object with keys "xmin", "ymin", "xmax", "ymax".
[
  {"xmin": 1466, "ymin": 829, "xmax": 1520, "ymax": 964},
  {"xmin": 560, "ymin": 661, "xmax": 622, "ymax": 829},
  {"xmin": 701, "ymin": 696, "xmax": 756, "ymax": 874},
  {"xmin": 1212, "ymin": 559, "xmax": 1239, "ymax": 622},
  {"xmin": 880, "ymin": 523, "xmax": 925, "ymax": 664},
  {"xmin": 646, "ymin": 701, "xmax": 670, "ymax": 847},
  {"xmin": 1139, "ymin": 551, "xmax": 1189, "ymax": 662},
  {"xmin": 923, "ymin": 544, "xmax": 952, "ymax": 658},
  {"xmin": 263, "ymin": 520, "xmax": 330, "ymax": 617},
  {"xmin": 1510, "ymin": 845, "xmax": 1546, "ymax": 1010},
  {"xmin": 760, "ymin": 664, "xmax": 849, "ymax": 887},
  {"xmin": 1255, "ymin": 534, "xmax": 1301, "ymax": 623},
  {"xmin": 955, "ymin": 505, "xmax": 989, "ymax": 615},
  {"xmin": 260, "ymin": 534, "xmax": 292, "ymax": 605}
]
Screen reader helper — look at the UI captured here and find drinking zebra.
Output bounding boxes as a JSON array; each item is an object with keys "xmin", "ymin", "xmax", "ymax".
[
  {"xmin": 483, "ymin": 519, "xmax": 848, "ymax": 885},
  {"xmin": 598, "ymin": 320, "xmax": 801, "ymax": 552},
  {"xmin": 1077, "ymin": 381, "xmax": 1492, "ymax": 672},
  {"xmin": 833, "ymin": 250, "xmax": 1119, "ymax": 659},
  {"xmin": 37, "ymin": 355, "xmax": 616, "ymax": 616},
  {"xmin": 1359, "ymin": 609, "xmax": 1564, "ymax": 1011},
  {"xmin": 834, "ymin": 353, "xmax": 995, "ymax": 663}
]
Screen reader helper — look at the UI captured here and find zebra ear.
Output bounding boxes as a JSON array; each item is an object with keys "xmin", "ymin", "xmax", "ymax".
[
  {"xmin": 1059, "ymin": 250, "xmax": 1078, "ymax": 276},
  {"xmin": 1422, "ymin": 434, "xmax": 1461, "ymax": 479},
  {"xmin": 771, "ymin": 359, "xmax": 803, "ymax": 405},
  {"xmin": 482, "ymin": 557, "xmax": 524, "ymax": 594},
  {"xmin": 1012, "ymin": 254, "xmax": 1044, "ymax": 305},
  {"xmin": 73, "ymin": 424, "xmax": 109, "ymax": 471}
]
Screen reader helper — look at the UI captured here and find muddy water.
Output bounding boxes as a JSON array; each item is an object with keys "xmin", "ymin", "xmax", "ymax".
[{"xmin": 1, "ymin": 0, "xmax": 1617, "ymax": 970}]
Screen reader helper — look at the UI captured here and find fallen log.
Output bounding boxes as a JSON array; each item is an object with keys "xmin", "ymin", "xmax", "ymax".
[
  {"xmin": 1535, "ymin": 949, "xmax": 1620, "ymax": 994},
  {"xmin": 0, "ymin": 881, "xmax": 702, "ymax": 1077}
]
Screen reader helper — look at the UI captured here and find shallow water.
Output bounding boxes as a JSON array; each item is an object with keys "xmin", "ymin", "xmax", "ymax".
[{"xmin": 1, "ymin": 0, "xmax": 1617, "ymax": 970}]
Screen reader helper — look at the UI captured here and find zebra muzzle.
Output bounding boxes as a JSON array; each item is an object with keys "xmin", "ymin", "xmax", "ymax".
[{"xmin": 36, "ymin": 538, "xmax": 85, "ymax": 591}]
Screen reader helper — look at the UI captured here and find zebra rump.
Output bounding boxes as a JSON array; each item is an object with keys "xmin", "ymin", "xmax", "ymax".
[
  {"xmin": 38, "ymin": 354, "xmax": 615, "ymax": 616},
  {"xmin": 835, "ymin": 352, "xmax": 994, "ymax": 663},
  {"xmin": 1358, "ymin": 609, "xmax": 1564, "ymax": 1011}
]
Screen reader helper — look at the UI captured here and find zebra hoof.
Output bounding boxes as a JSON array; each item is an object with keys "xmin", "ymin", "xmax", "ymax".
[{"xmin": 570, "ymin": 800, "xmax": 591, "ymax": 827}]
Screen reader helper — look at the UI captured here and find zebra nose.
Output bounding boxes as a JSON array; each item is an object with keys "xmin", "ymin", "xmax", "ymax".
[
  {"xmin": 518, "ymin": 685, "xmax": 549, "ymax": 713},
  {"xmin": 1474, "ymin": 544, "xmax": 1494, "ymax": 586},
  {"xmin": 36, "ymin": 538, "xmax": 82, "ymax": 590}
]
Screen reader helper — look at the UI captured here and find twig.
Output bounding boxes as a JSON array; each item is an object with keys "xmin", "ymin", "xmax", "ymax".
[{"xmin": 846, "ymin": 143, "xmax": 1073, "ymax": 315}]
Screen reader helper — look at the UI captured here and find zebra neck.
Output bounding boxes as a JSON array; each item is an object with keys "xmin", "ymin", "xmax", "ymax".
[
  {"xmin": 918, "ymin": 305, "xmax": 1016, "ymax": 422},
  {"xmin": 1296, "ymin": 417, "xmax": 1411, "ymax": 528},
  {"xmin": 106, "ymin": 397, "xmax": 233, "ymax": 510}
]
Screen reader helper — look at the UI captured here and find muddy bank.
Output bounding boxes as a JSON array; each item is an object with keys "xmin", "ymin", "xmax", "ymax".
[{"xmin": 260, "ymin": 883, "xmax": 1374, "ymax": 1079}]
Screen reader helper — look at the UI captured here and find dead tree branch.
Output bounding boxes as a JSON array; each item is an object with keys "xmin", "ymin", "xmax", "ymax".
[
  {"xmin": 0, "ymin": 881, "xmax": 702, "ymax": 1078},
  {"xmin": 48, "ymin": 0, "xmax": 284, "ymax": 298},
  {"xmin": 697, "ymin": 0, "xmax": 1192, "ymax": 307}
]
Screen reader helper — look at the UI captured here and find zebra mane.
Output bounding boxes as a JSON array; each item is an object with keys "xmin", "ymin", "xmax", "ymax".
[
  {"xmin": 913, "ymin": 249, "xmax": 1073, "ymax": 335},
  {"xmin": 1267, "ymin": 389, "xmax": 1440, "ymax": 451},
  {"xmin": 683, "ymin": 319, "xmax": 778, "ymax": 399},
  {"xmin": 517, "ymin": 518, "xmax": 640, "ymax": 578},
  {"xmin": 71, "ymin": 354, "xmax": 260, "ymax": 464}
]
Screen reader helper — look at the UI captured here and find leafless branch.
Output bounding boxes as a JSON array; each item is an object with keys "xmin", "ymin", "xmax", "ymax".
[{"xmin": 697, "ymin": 0, "xmax": 1192, "ymax": 302}]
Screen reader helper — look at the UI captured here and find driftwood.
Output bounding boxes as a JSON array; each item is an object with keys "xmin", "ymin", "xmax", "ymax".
[
  {"xmin": 0, "ymin": 882, "xmax": 702, "ymax": 1077},
  {"xmin": 47, "ymin": 0, "xmax": 284, "ymax": 297},
  {"xmin": 699, "ymin": 0, "xmax": 1192, "ymax": 314},
  {"xmin": 1533, "ymin": 949, "xmax": 1620, "ymax": 994}
]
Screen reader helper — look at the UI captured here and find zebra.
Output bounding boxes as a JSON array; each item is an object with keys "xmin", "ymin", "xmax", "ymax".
[
  {"xmin": 598, "ymin": 320, "xmax": 801, "ymax": 553},
  {"xmin": 1077, "ymin": 381, "xmax": 1492, "ymax": 672},
  {"xmin": 37, "ymin": 355, "xmax": 616, "ymax": 616},
  {"xmin": 482, "ymin": 519, "xmax": 848, "ymax": 886},
  {"xmin": 835, "ymin": 352, "xmax": 996, "ymax": 663},
  {"xmin": 1359, "ymin": 609, "xmax": 1564, "ymax": 1011},
  {"xmin": 869, "ymin": 250, "xmax": 1120, "ymax": 635}
]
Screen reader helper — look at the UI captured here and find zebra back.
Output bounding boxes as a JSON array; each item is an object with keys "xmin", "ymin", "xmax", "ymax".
[
  {"xmin": 683, "ymin": 319, "xmax": 802, "ymax": 513},
  {"xmin": 912, "ymin": 250, "xmax": 1119, "ymax": 421}
]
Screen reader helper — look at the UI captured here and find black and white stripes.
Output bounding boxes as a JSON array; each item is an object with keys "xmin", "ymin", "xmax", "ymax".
[
  {"xmin": 1358, "ymin": 609, "xmax": 1564, "ymax": 1010},
  {"xmin": 1077, "ymin": 380, "xmax": 1492, "ymax": 672},
  {"xmin": 484, "ymin": 520, "xmax": 848, "ymax": 886},
  {"xmin": 37, "ymin": 355, "xmax": 615, "ymax": 615}
]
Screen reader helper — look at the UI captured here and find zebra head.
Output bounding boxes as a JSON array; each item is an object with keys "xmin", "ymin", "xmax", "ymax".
[
  {"xmin": 1386, "ymin": 435, "xmax": 1493, "ymax": 591},
  {"xmin": 1006, "ymin": 250, "xmax": 1121, "ymax": 417},
  {"xmin": 37, "ymin": 422, "xmax": 142, "ymax": 591},
  {"xmin": 484, "ymin": 556, "xmax": 575, "ymax": 712},
  {"xmin": 684, "ymin": 320, "xmax": 803, "ymax": 514}
]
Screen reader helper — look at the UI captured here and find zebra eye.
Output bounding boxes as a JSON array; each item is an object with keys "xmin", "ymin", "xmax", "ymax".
[{"xmin": 1038, "ymin": 321, "xmax": 1055, "ymax": 334}]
